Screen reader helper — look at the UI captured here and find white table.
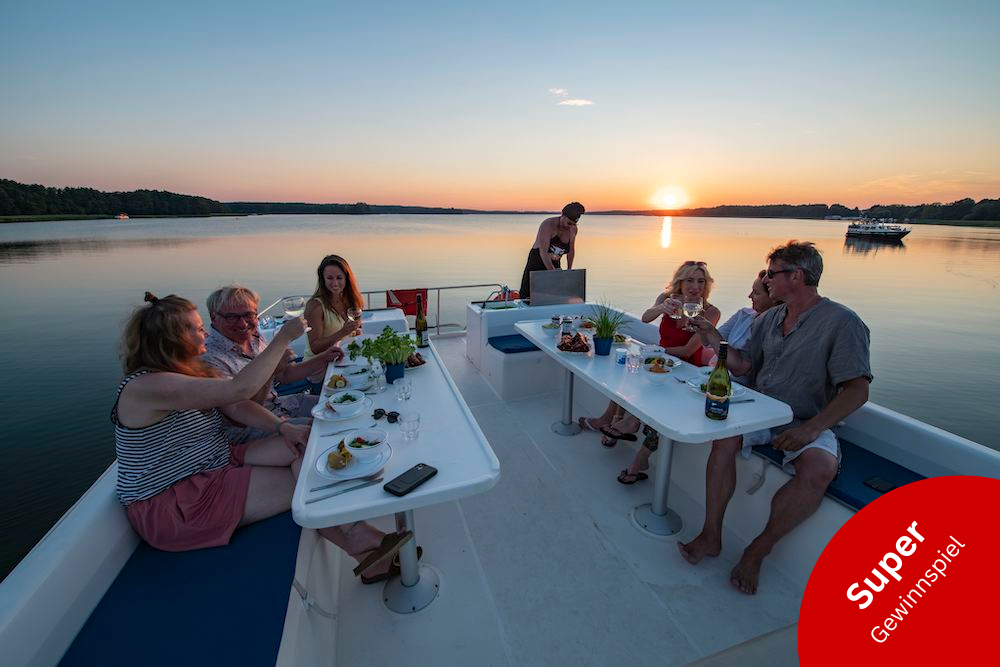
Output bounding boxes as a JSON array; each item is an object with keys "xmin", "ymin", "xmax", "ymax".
[
  {"xmin": 515, "ymin": 320, "xmax": 793, "ymax": 536},
  {"xmin": 291, "ymin": 341, "xmax": 500, "ymax": 612}
]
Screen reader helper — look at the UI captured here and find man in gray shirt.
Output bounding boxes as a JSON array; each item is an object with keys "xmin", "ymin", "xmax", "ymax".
[{"xmin": 683, "ymin": 240, "xmax": 871, "ymax": 594}]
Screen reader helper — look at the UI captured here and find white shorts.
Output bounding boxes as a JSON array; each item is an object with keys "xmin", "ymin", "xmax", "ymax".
[{"xmin": 740, "ymin": 427, "xmax": 840, "ymax": 475}]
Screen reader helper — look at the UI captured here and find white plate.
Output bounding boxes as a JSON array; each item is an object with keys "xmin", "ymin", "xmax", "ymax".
[
  {"xmin": 685, "ymin": 378, "xmax": 748, "ymax": 399},
  {"xmin": 311, "ymin": 396, "xmax": 374, "ymax": 421},
  {"xmin": 315, "ymin": 443, "xmax": 393, "ymax": 480}
]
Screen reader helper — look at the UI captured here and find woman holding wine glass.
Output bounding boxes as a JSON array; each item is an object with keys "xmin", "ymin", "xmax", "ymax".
[
  {"xmin": 579, "ymin": 261, "xmax": 720, "ymax": 459},
  {"xmin": 303, "ymin": 255, "xmax": 365, "ymax": 359}
]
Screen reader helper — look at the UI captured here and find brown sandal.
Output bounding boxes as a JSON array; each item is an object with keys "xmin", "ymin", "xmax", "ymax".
[{"xmin": 352, "ymin": 531, "xmax": 413, "ymax": 578}]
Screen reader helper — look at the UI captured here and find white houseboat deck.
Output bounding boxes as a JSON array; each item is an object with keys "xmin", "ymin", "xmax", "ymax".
[{"xmin": 286, "ymin": 334, "xmax": 803, "ymax": 666}]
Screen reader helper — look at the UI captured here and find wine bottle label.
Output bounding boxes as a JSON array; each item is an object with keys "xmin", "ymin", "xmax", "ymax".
[{"xmin": 705, "ymin": 392, "xmax": 730, "ymax": 420}]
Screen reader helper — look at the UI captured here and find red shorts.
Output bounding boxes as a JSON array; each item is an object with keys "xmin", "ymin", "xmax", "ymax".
[{"xmin": 126, "ymin": 442, "xmax": 253, "ymax": 551}]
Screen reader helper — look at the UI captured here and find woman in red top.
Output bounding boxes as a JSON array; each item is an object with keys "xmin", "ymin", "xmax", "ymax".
[{"xmin": 578, "ymin": 261, "xmax": 720, "ymax": 482}]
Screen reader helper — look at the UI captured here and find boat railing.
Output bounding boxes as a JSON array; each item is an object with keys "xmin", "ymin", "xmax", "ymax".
[{"xmin": 260, "ymin": 282, "xmax": 504, "ymax": 335}]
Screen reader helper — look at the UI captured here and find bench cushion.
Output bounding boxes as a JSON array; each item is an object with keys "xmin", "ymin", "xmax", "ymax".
[
  {"xmin": 488, "ymin": 333, "xmax": 540, "ymax": 354},
  {"xmin": 752, "ymin": 439, "xmax": 925, "ymax": 511},
  {"xmin": 60, "ymin": 511, "xmax": 301, "ymax": 666}
]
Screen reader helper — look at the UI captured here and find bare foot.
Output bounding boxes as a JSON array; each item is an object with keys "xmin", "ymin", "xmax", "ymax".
[
  {"xmin": 730, "ymin": 546, "xmax": 767, "ymax": 595},
  {"xmin": 677, "ymin": 533, "xmax": 721, "ymax": 565}
]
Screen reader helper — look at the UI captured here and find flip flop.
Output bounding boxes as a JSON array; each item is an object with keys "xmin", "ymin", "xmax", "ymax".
[
  {"xmin": 352, "ymin": 531, "xmax": 413, "ymax": 578},
  {"xmin": 600, "ymin": 426, "xmax": 638, "ymax": 442},
  {"xmin": 362, "ymin": 546, "xmax": 424, "ymax": 585},
  {"xmin": 578, "ymin": 417, "xmax": 602, "ymax": 432},
  {"xmin": 617, "ymin": 469, "xmax": 649, "ymax": 485}
]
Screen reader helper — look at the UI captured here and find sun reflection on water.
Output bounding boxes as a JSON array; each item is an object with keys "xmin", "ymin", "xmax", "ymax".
[{"xmin": 660, "ymin": 216, "xmax": 672, "ymax": 248}]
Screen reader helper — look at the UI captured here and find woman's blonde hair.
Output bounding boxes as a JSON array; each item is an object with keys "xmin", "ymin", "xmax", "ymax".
[
  {"xmin": 121, "ymin": 292, "xmax": 215, "ymax": 377},
  {"xmin": 668, "ymin": 261, "xmax": 715, "ymax": 300}
]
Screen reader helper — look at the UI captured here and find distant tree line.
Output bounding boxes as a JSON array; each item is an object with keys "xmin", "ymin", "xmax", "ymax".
[
  {"xmin": 0, "ymin": 179, "xmax": 227, "ymax": 217},
  {"xmin": 865, "ymin": 198, "xmax": 1000, "ymax": 222},
  {"xmin": 1, "ymin": 177, "xmax": 996, "ymax": 221},
  {"xmin": 0, "ymin": 179, "xmax": 467, "ymax": 218},
  {"xmin": 226, "ymin": 202, "xmax": 466, "ymax": 215}
]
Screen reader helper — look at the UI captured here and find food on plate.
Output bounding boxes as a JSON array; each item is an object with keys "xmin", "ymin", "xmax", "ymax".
[
  {"xmin": 613, "ymin": 333, "xmax": 627, "ymax": 343},
  {"xmin": 405, "ymin": 352, "xmax": 426, "ymax": 368},
  {"xmin": 331, "ymin": 393, "xmax": 358, "ymax": 404},
  {"xmin": 327, "ymin": 441, "xmax": 353, "ymax": 470},
  {"xmin": 647, "ymin": 360, "xmax": 669, "ymax": 374},
  {"xmin": 643, "ymin": 356, "xmax": 675, "ymax": 367},
  {"xmin": 327, "ymin": 374, "xmax": 348, "ymax": 389},
  {"xmin": 557, "ymin": 332, "xmax": 591, "ymax": 353},
  {"xmin": 542, "ymin": 322, "xmax": 560, "ymax": 329},
  {"xmin": 347, "ymin": 435, "xmax": 382, "ymax": 449},
  {"xmin": 579, "ymin": 320, "xmax": 595, "ymax": 329}
]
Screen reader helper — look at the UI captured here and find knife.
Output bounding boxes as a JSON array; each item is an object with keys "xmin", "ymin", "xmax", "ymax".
[
  {"xmin": 321, "ymin": 422, "xmax": 376, "ymax": 438},
  {"xmin": 309, "ymin": 470, "xmax": 383, "ymax": 493},
  {"xmin": 305, "ymin": 477, "xmax": 383, "ymax": 504}
]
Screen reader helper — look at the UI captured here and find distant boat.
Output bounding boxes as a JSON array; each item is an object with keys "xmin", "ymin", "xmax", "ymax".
[
  {"xmin": 116, "ymin": 213, "xmax": 129, "ymax": 221},
  {"xmin": 846, "ymin": 219, "xmax": 910, "ymax": 240}
]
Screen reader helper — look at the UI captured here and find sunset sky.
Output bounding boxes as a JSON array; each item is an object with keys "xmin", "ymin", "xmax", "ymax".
[{"xmin": 2, "ymin": 1, "xmax": 998, "ymax": 211}]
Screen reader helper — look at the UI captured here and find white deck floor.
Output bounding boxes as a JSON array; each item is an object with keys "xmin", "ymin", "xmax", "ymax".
[{"xmin": 327, "ymin": 337, "xmax": 802, "ymax": 666}]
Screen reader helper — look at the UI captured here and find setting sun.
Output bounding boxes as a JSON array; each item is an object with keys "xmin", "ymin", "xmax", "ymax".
[{"xmin": 651, "ymin": 186, "xmax": 689, "ymax": 210}]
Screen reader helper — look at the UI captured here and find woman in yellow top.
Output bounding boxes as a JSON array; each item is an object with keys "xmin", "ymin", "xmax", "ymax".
[{"xmin": 303, "ymin": 255, "xmax": 364, "ymax": 359}]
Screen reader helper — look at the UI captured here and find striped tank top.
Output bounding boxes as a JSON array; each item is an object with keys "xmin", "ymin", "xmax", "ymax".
[{"xmin": 112, "ymin": 370, "xmax": 232, "ymax": 506}]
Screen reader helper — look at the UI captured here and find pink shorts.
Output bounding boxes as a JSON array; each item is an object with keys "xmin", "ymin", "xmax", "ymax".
[{"xmin": 126, "ymin": 442, "xmax": 253, "ymax": 551}]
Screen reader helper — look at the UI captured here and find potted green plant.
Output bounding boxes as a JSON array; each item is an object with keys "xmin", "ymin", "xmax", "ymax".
[
  {"xmin": 347, "ymin": 326, "xmax": 416, "ymax": 384},
  {"xmin": 587, "ymin": 302, "xmax": 628, "ymax": 356}
]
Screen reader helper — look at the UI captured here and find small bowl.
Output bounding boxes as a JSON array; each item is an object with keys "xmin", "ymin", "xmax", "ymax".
[
  {"xmin": 326, "ymin": 389, "xmax": 366, "ymax": 416},
  {"xmin": 342, "ymin": 428, "xmax": 389, "ymax": 462},
  {"xmin": 643, "ymin": 362, "xmax": 672, "ymax": 382}
]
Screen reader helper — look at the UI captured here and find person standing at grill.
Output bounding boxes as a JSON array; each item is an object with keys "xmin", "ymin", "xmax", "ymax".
[{"xmin": 518, "ymin": 202, "xmax": 585, "ymax": 301}]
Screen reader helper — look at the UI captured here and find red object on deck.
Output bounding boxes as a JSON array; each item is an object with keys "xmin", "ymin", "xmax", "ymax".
[
  {"xmin": 385, "ymin": 289, "xmax": 428, "ymax": 316},
  {"xmin": 490, "ymin": 290, "xmax": 519, "ymax": 301}
]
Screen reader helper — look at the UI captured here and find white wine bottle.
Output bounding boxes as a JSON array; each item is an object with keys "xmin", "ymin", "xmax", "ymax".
[
  {"xmin": 415, "ymin": 294, "xmax": 429, "ymax": 348},
  {"xmin": 704, "ymin": 341, "xmax": 731, "ymax": 420}
]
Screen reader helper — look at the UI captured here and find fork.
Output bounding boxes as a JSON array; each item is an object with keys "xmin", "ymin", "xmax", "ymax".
[{"xmin": 309, "ymin": 469, "xmax": 384, "ymax": 493}]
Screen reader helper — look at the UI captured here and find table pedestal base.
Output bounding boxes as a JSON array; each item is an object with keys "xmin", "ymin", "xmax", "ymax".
[
  {"xmin": 631, "ymin": 503, "xmax": 683, "ymax": 536},
  {"xmin": 382, "ymin": 564, "xmax": 440, "ymax": 613},
  {"xmin": 551, "ymin": 420, "xmax": 582, "ymax": 436}
]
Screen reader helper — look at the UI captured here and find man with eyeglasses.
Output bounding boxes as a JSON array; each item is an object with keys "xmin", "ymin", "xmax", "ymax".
[
  {"xmin": 683, "ymin": 240, "xmax": 871, "ymax": 595},
  {"xmin": 203, "ymin": 284, "xmax": 344, "ymax": 443}
]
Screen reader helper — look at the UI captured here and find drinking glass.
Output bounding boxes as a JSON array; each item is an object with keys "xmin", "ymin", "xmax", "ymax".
[
  {"xmin": 682, "ymin": 297, "xmax": 704, "ymax": 331},
  {"xmin": 626, "ymin": 351, "xmax": 642, "ymax": 373},
  {"xmin": 667, "ymin": 294, "xmax": 684, "ymax": 320},
  {"xmin": 282, "ymin": 296, "xmax": 306, "ymax": 318},
  {"xmin": 399, "ymin": 412, "xmax": 420, "ymax": 440},
  {"xmin": 394, "ymin": 377, "xmax": 412, "ymax": 401},
  {"xmin": 346, "ymin": 307, "xmax": 363, "ymax": 321},
  {"xmin": 369, "ymin": 361, "xmax": 386, "ymax": 393}
]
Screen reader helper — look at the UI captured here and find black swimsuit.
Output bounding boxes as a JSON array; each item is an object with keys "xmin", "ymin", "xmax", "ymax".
[{"xmin": 519, "ymin": 234, "xmax": 570, "ymax": 299}]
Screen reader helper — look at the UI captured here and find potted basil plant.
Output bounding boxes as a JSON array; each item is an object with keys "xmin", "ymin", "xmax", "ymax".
[
  {"xmin": 587, "ymin": 302, "xmax": 628, "ymax": 356},
  {"xmin": 347, "ymin": 326, "xmax": 416, "ymax": 384}
]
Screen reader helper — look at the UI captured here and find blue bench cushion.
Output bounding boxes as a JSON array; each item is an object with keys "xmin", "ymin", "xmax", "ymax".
[
  {"xmin": 60, "ymin": 511, "xmax": 301, "ymax": 666},
  {"xmin": 752, "ymin": 439, "xmax": 925, "ymax": 511},
  {"xmin": 488, "ymin": 333, "xmax": 539, "ymax": 354},
  {"xmin": 275, "ymin": 357, "xmax": 321, "ymax": 396}
]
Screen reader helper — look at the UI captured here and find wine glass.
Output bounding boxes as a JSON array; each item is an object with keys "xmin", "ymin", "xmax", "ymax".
[
  {"xmin": 682, "ymin": 297, "xmax": 704, "ymax": 331},
  {"xmin": 667, "ymin": 294, "xmax": 684, "ymax": 320},
  {"xmin": 346, "ymin": 307, "xmax": 362, "ymax": 321},
  {"xmin": 282, "ymin": 296, "xmax": 306, "ymax": 318}
]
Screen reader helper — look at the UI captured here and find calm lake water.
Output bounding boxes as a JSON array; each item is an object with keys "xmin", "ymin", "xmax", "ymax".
[{"xmin": 1, "ymin": 214, "xmax": 998, "ymax": 579}]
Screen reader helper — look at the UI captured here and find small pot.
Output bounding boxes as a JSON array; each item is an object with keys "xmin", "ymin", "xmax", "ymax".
[
  {"xmin": 384, "ymin": 361, "xmax": 405, "ymax": 384},
  {"xmin": 593, "ymin": 336, "xmax": 613, "ymax": 356}
]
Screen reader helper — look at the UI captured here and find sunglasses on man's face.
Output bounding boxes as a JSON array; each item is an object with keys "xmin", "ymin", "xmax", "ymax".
[
  {"xmin": 372, "ymin": 408, "xmax": 400, "ymax": 423},
  {"xmin": 765, "ymin": 268, "xmax": 796, "ymax": 279}
]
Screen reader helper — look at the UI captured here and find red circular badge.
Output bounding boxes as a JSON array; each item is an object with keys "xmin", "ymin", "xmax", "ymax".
[{"xmin": 799, "ymin": 476, "xmax": 1000, "ymax": 665}]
